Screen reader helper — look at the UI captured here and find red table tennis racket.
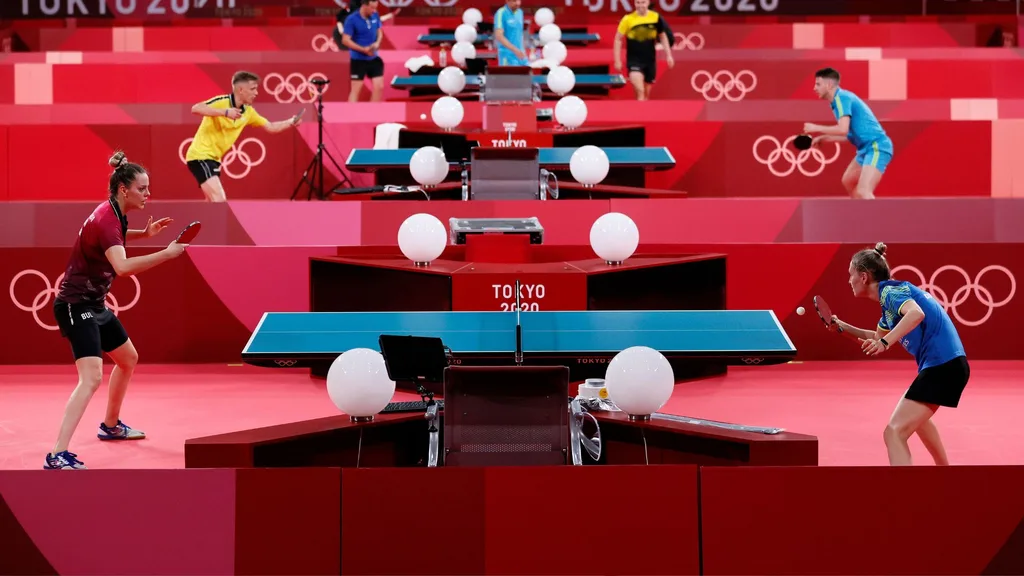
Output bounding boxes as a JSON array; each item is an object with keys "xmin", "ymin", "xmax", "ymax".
[
  {"xmin": 175, "ymin": 221, "xmax": 201, "ymax": 244},
  {"xmin": 793, "ymin": 134, "xmax": 813, "ymax": 150},
  {"xmin": 812, "ymin": 295, "xmax": 843, "ymax": 333}
]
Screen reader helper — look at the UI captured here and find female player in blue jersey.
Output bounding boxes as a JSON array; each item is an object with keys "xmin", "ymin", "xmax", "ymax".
[{"xmin": 829, "ymin": 242, "xmax": 969, "ymax": 466}]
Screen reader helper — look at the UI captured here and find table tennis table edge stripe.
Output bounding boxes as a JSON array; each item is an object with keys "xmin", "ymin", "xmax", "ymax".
[
  {"xmin": 241, "ymin": 312, "xmax": 269, "ymax": 356},
  {"xmin": 768, "ymin": 310, "xmax": 797, "ymax": 352}
]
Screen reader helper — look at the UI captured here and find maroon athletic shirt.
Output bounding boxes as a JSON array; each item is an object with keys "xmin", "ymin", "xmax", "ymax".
[{"xmin": 56, "ymin": 199, "xmax": 128, "ymax": 306}]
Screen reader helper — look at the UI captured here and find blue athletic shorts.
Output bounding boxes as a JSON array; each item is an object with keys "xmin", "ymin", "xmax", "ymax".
[
  {"xmin": 856, "ymin": 139, "xmax": 894, "ymax": 173},
  {"xmin": 497, "ymin": 49, "xmax": 528, "ymax": 66}
]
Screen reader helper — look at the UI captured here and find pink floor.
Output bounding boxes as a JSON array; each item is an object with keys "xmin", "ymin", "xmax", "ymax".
[{"xmin": 1, "ymin": 361, "xmax": 1022, "ymax": 470}]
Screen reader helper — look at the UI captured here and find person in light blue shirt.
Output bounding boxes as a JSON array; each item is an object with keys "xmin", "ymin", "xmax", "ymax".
[
  {"xmin": 494, "ymin": 0, "xmax": 528, "ymax": 66},
  {"xmin": 803, "ymin": 67, "xmax": 894, "ymax": 200},
  {"xmin": 828, "ymin": 242, "xmax": 970, "ymax": 467}
]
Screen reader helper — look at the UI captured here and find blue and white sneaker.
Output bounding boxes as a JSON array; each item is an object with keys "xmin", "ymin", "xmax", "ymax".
[
  {"xmin": 98, "ymin": 420, "xmax": 146, "ymax": 441},
  {"xmin": 44, "ymin": 451, "xmax": 87, "ymax": 470}
]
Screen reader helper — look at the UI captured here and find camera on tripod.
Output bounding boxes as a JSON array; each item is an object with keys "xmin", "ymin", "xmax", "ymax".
[{"xmin": 291, "ymin": 75, "xmax": 354, "ymax": 201}]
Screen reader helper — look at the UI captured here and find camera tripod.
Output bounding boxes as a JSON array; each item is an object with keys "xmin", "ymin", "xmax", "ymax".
[{"xmin": 291, "ymin": 78, "xmax": 354, "ymax": 201}]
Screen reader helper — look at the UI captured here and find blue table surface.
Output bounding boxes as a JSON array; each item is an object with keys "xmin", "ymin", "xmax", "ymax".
[
  {"xmin": 243, "ymin": 310, "xmax": 795, "ymax": 356},
  {"xmin": 392, "ymin": 74, "xmax": 623, "ymax": 87},
  {"xmin": 346, "ymin": 147, "xmax": 675, "ymax": 167},
  {"xmin": 418, "ymin": 32, "xmax": 600, "ymax": 43}
]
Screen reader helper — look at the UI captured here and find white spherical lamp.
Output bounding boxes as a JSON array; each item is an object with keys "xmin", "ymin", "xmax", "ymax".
[
  {"xmin": 590, "ymin": 212, "xmax": 639, "ymax": 264},
  {"xmin": 604, "ymin": 346, "xmax": 674, "ymax": 421},
  {"xmin": 542, "ymin": 39, "xmax": 567, "ymax": 64},
  {"xmin": 437, "ymin": 66, "xmax": 466, "ymax": 96},
  {"xmin": 409, "ymin": 146, "xmax": 448, "ymax": 187},
  {"xmin": 554, "ymin": 95, "xmax": 587, "ymax": 129},
  {"xmin": 398, "ymin": 213, "xmax": 447, "ymax": 265},
  {"xmin": 538, "ymin": 23, "xmax": 561, "ymax": 46},
  {"xmin": 534, "ymin": 7, "xmax": 555, "ymax": 26},
  {"xmin": 326, "ymin": 348, "xmax": 396, "ymax": 422},
  {"xmin": 569, "ymin": 145, "xmax": 609, "ymax": 187},
  {"xmin": 451, "ymin": 41, "xmax": 476, "ymax": 66},
  {"xmin": 454, "ymin": 23, "xmax": 477, "ymax": 44},
  {"xmin": 462, "ymin": 8, "xmax": 483, "ymax": 26},
  {"xmin": 430, "ymin": 95, "xmax": 464, "ymax": 130},
  {"xmin": 547, "ymin": 65, "xmax": 575, "ymax": 96}
]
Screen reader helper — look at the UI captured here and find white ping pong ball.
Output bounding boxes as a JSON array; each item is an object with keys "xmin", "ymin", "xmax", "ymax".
[
  {"xmin": 797, "ymin": 306, "xmax": 805, "ymax": 315},
  {"xmin": 398, "ymin": 213, "xmax": 447, "ymax": 265},
  {"xmin": 420, "ymin": 113, "xmax": 427, "ymax": 120},
  {"xmin": 590, "ymin": 212, "xmax": 639, "ymax": 264},
  {"xmin": 326, "ymin": 348, "xmax": 396, "ymax": 421},
  {"xmin": 604, "ymin": 346, "xmax": 674, "ymax": 419}
]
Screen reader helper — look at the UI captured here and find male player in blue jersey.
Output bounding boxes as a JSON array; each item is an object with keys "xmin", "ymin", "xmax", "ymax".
[
  {"xmin": 828, "ymin": 242, "xmax": 970, "ymax": 466},
  {"xmin": 803, "ymin": 67, "xmax": 894, "ymax": 200},
  {"xmin": 494, "ymin": 0, "xmax": 528, "ymax": 66}
]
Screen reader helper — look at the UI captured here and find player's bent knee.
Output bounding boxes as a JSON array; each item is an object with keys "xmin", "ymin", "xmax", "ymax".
[{"xmin": 111, "ymin": 343, "xmax": 139, "ymax": 370}]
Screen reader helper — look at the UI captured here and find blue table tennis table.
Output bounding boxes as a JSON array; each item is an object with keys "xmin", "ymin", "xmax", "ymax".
[
  {"xmin": 390, "ymin": 73, "xmax": 626, "ymax": 90},
  {"xmin": 345, "ymin": 147, "xmax": 676, "ymax": 173},
  {"xmin": 241, "ymin": 310, "xmax": 796, "ymax": 369},
  {"xmin": 417, "ymin": 32, "xmax": 601, "ymax": 45}
]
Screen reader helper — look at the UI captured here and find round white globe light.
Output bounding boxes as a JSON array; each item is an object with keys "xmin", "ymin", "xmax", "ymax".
[
  {"xmin": 462, "ymin": 8, "xmax": 483, "ymax": 26},
  {"xmin": 534, "ymin": 7, "xmax": 555, "ymax": 27},
  {"xmin": 430, "ymin": 95, "xmax": 464, "ymax": 130},
  {"xmin": 451, "ymin": 41, "xmax": 476, "ymax": 66},
  {"xmin": 542, "ymin": 40, "xmax": 567, "ymax": 64},
  {"xmin": 590, "ymin": 212, "xmax": 639, "ymax": 264},
  {"xmin": 326, "ymin": 348, "xmax": 396, "ymax": 421},
  {"xmin": 398, "ymin": 213, "xmax": 448, "ymax": 265},
  {"xmin": 604, "ymin": 346, "xmax": 674, "ymax": 420},
  {"xmin": 538, "ymin": 23, "xmax": 561, "ymax": 46},
  {"xmin": 554, "ymin": 94, "xmax": 587, "ymax": 129},
  {"xmin": 569, "ymin": 144, "xmax": 609, "ymax": 186},
  {"xmin": 409, "ymin": 146, "xmax": 448, "ymax": 187},
  {"xmin": 454, "ymin": 23, "xmax": 477, "ymax": 44},
  {"xmin": 546, "ymin": 65, "xmax": 575, "ymax": 96},
  {"xmin": 437, "ymin": 66, "xmax": 466, "ymax": 96}
]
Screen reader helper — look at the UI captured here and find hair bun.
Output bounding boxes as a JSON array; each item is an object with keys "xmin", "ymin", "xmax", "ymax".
[
  {"xmin": 108, "ymin": 151, "xmax": 128, "ymax": 170},
  {"xmin": 874, "ymin": 242, "xmax": 887, "ymax": 256}
]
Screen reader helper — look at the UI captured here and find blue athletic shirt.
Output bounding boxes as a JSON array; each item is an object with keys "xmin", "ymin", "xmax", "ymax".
[
  {"xmin": 831, "ymin": 87, "xmax": 892, "ymax": 152},
  {"xmin": 494, "ymin": 5, "xmax": 526, "ymax": 65},
  {"xmin": 343, "ymin": 10, "xmax": 381, "ymax": 61},
  {"xmin": 877, "ymin": 279, "xmax": 965, "ymax": 371}
]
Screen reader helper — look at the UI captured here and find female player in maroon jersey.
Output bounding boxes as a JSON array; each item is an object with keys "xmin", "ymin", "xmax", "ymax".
[{"xmin": 45, "ymin": 152, "xmax": 188, "ymax": 470}]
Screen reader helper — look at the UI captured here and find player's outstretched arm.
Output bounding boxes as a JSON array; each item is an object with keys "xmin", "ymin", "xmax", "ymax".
[
  {"xmin": 104, "ymin": 243, "xmax": 186, "ymax": 277},
  {"xmin": 262, "ymin": 114, "xmax": 302, "ymax": 134},
  {"xmin": 832, "ymin": 318, "xmax": 875, "ymax": 340}
]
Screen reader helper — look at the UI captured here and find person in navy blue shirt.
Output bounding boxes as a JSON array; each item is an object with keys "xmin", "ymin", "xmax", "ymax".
[
  {"xmin": 803, "ymin": 67, "xmax": 894, "ymax": 200},
  {"xmin": 829, "ymin": 242, "xmax": 970, "ymax": 466},
  {"xmin": 341, "ymin": 0, "xmax": 384, "ymax": 102}
]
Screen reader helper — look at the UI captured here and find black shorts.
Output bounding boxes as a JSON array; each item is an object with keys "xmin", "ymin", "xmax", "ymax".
[
  {"xmin": 187, "ymin": 159, "xmax": 221, "ymax": 186},
  {"xmin": 905, "ymin": 356, "xmax": 970, "ymax": 408},
  {"xmin": 53, "ymin": 300, "xmax": 129, "ymax": 361},
  {"xmin": 350, "ymin": 57, "xmax": 384, "ymax": 80},
  {"xmin": 627, "ymin": 59, "xmax": 656, "ymax": 84}
]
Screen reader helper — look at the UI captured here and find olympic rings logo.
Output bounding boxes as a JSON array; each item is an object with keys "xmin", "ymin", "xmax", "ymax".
[
  {"xmin": 753, "ymin": 135, "xmax": 841, "ymax": 177},
  {"xmin": 690, "ymin": 70, "xmax": 757, "ymax": 102},
  {"xmin": 311, "ymin": 34, "xmax": 339, "ymax": 53},
  {"xmin": 179, "ymin": 138, "xmax": 266, "ymax": 180},
  {"xmin": 263, "ymin": 72, "xmax": 330, "ymax": 104},
  {"xmin": 658, "ymin": 32, "xmax": 705, "ymax": 51},
  {"xmin": 891, "ymin": 265, "xmax": 1015, "ymax": 327},
  {"xmin": 10, "ymin": 270, "xmax": 141, "ymax": 331}
]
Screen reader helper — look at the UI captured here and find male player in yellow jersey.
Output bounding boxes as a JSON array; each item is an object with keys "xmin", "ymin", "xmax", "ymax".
[
  {"xmin": 613, "ymin": 0, "xmax": 673, "ymax": 100},
  {"xmin": 186, "ymin": 71, "xmax": 303, "ymax": 202}
]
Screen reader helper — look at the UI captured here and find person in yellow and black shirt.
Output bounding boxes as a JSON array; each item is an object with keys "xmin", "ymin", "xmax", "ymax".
[
  {"xmin": 186, "ymin": 71, "xmax": 303, "ymax": 202},
  {"xmin": 613, "ymin": 0, "xmax": 674, "ymax": 100}
]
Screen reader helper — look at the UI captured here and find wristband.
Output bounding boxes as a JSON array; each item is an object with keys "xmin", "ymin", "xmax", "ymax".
[{"xmin": 879, "ymin": 337, "xmax": 889, "ymax": 348}]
